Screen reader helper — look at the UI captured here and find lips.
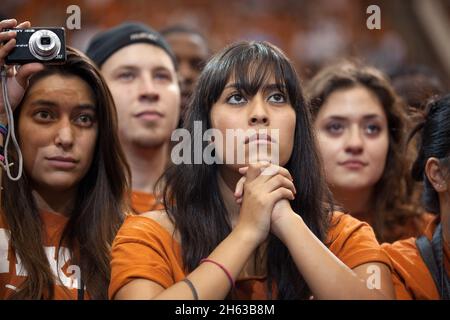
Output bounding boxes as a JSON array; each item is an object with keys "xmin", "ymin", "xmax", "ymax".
[
  {"xmin": 245, "ymin": 133, "xmax": 274, "ymax": 144},
  {"xmin": 339, "ymin": 159, "xmax": 368, "ymax": 169},
  {"xmin": 46, "ymin": 156, "xmax": 78, "ymax": 169},
  {"xmin": 135, "ymin": 110, "xmax": 163, "ymax": 120}
]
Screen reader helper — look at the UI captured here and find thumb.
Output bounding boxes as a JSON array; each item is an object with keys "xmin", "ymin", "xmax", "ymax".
[{"xmin": 234, "ymin": 175, "xmax": 246, "ymax": 198}]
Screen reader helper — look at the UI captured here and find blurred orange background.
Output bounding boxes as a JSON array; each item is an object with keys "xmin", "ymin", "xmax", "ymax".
[{"xmin": 2, "ymin": 0, "xmax": 449, "ymax": 85}]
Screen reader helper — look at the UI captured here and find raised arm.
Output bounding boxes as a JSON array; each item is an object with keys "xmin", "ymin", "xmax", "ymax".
[
  {"xmin": 236, "ymin": 163, "xmax": 394, "ymax": 299},
  {"xmin": 0, "ymin": 18, "xmax": 44, "ymax": 201}
]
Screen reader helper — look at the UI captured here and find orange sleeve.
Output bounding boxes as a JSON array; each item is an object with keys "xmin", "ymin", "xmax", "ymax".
[
  {"xmin": 109, "ymin": 215, "xmax": 185, "ymax": 299},
  {"xmin": 381, "ymin": 239, "xmax": 440, "ymax": 300},
  {"xmin": 327, "ymin": 212, "xmax": 392, "ymax": 270}
]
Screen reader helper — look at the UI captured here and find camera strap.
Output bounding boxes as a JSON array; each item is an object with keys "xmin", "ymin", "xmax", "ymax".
[{"xmin": 0, "ymin": 65, "xmax": 24, "ymax": 180}]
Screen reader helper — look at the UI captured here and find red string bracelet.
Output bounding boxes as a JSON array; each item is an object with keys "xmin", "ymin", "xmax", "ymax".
[{"xmin": 200, "ymin": 258, "xmax": 235, "ymax": 289}]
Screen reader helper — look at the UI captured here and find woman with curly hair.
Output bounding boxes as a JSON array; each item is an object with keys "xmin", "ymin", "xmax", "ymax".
[{"xmin": 305, "ymin": 61, "xmax": 431, "ymax": 243}]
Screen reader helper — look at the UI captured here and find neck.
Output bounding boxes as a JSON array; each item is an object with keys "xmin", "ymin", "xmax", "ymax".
[
  {"xmin": 32, "ymin": 187, "xmax": 76, "ymax": 217},
  {"xmin": 217, "ymin": 166, "xmax": 242, "ymax": 228},
  {"xmin": 123, "ymin": 142, "xmax": 170, "ymax": 194},
  {"xmin": 332, "ymin": 186, "xmax": 374, "ymax": 224}
]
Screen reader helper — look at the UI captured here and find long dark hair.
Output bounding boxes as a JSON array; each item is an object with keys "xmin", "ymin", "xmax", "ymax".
[
  {"xmin": 1, "ymin": 47, "xmax": 131, "ymax": 299},
  {"xmin": 161, "ymin": 41, "xmax": 332, "ymax": 299},
  {"xmin": 410, "ymin": 94, "xmax": 450, "ymax": 214},
  {"xmin": 305, "ymin": 61, "xmax": 415, "ymax": 242}
]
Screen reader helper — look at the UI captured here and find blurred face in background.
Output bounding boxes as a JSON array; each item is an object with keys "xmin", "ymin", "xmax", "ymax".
[
  {"xmin": 164, "ymin": 32, "xmax": 209, "ymax": 110},
  {"xmin": 101, "ymin": 43, "xmax": 180, "ymax": 149},
  {"xmin": 314, "ymin": 85, "xmax": 389, "ymax": 193}
]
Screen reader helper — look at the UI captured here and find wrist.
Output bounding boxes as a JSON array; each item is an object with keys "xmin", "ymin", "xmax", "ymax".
[
  {"xmin": 232, "ymin": 223, "xmax": 265, "ymax": 250},
  {"xmin": 271, "ymin": 210, "xmax": 304, "ymax": 242}
]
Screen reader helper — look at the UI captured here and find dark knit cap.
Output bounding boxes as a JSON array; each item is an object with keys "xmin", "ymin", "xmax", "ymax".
[{"xmin": 86, "ymin": 22, "xmax": 176, "ymax": 68}]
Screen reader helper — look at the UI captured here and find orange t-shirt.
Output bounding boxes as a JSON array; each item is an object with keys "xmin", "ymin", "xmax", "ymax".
[
  {"xmin": 382, "ymin": 216, "xmax": 450, "ymax": 300},
  {"xmin": 109, "ymin": 211, "xmax": 390, "ymax": 299},
  {"xmin": 0, "ymin": 211, "xmax": 87, "ymax": 299},
  {"xmin": 131, "ymin": 191, "xmax": 164, "ymax": 214}
]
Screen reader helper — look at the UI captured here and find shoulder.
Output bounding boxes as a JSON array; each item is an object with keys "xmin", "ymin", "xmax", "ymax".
[
  {"xmin": 381, "ymin": 237, "xmax": 438, "ymax": 299},
  {"xmin": 140, "ymin": 210, "xmax": 176, "ymax": 237},
  {"xmin": 326, "ymin": 211, "xmax": 391, "ymax": 269},
  {"xmin": 326, "ymin": 211, "xmax": 373, "ymax": 243},
  {"xmin": 381, "ymin": 237, "xmax": 421, "ymax": 268},
  {"xmin": 116, "ymin": 210, "xmax": 180, "ymax": 244}
]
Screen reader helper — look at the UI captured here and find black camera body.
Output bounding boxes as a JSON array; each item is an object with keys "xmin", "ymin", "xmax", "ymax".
[{"xmin": 4, "ymin": 27, "xmax": 66, "ymax": 65}]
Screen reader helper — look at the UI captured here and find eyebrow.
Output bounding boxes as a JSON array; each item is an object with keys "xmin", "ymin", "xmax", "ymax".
[
  {"xmin": 114, "ymin": 65, "xmax": 139, "ymax": 72},
  {"xmin": 115, "ymin": 65, "xmax": 172, "ymax": 73},
  {"xmin": 325, "ymin": 114, "xmax": 384, "ymax": 121},
  {"xmin": 30, "ymin": 99, "xmax": 96, "ymax": 111},
  {"xmin": 30, "ymin": 99, "xmax": 58, "ymax": 108}
]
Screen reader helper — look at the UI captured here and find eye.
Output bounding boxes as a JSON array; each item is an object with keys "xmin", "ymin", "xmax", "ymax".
[
  {"xmin": 154, "ymin": 70, "xmax": 172, "ymax": 82},
  {"xmin": 365, "ymin": 123, "xmax": 381, "ymax": 136},
  {"xmin": 33, "ymin": 110, "xmax": 54, "ymax": 122},
  {"xmin": 117, "ymin": 71, "xmax": 136, "ymax": 81},
  {"xmin": 268, "ymin": 93, "xmax": 286, "ymax": 104},
  {"xmin": 325, "ymin": 122, "xmax": 345, "ymax": 135},
  {"xmin": 227, "ymin": 93, "xmax": 247, "ymax": 105},
  {"xmin": 74, "ymin": 113, "xmax": 96, "ymax": 127}
]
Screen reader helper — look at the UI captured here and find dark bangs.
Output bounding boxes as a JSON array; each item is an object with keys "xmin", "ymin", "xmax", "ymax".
[{"xmin": 199, "ymin": 41, "xmax": 300, "ymax": 110}]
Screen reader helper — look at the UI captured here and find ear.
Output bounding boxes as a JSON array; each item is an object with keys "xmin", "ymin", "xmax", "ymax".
[{"xmin": 425, "ymin": 157, "xmax": 448, "ymax": 192}]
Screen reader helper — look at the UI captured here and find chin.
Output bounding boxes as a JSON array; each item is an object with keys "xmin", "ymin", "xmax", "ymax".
[
  {"xmin": 132, "ymin": 131, "xmax": 166, "ymax": 146},
  {"xmin": 336, "ymin": 181, "xmax": 372, "ymax": 191},
  {"xmin": 40, "ymin": 175, "xmax": 80, "ymax": 191}
]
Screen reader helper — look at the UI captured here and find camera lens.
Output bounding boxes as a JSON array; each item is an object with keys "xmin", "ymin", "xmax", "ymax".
[
  {"xmin": 29, "ymin": 30, "xmax": 61, "ymax": 61},
  {"xmin": 40, "ymin": 36, "xmax": 51, "ymax": 46}
]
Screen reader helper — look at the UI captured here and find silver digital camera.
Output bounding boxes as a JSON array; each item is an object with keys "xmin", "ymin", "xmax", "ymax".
[{"xmin": 4, "ymin": 27, "xmax": 66, "ymax": 64}]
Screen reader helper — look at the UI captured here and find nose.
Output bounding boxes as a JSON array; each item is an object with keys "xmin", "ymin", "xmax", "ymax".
[
  {"xmin": 248, "ymin": 98, "xmax": 270, "ymax": 126},
  {"xmin": 344, "ymin": 126, "xmax": 364, "ymax": 155},
  {"xmin": 54, "ymin": 119, "xmax": 74, "ymax": 150},
  {"xmin": 138, "ymin": 73, "xmax": 159, "ymax": 103}
]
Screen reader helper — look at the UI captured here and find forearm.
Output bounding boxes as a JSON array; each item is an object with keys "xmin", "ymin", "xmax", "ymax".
[
  {"xmin": 153, "ymin": 226, "xmax": 259, "ymax": 300},
  {"xmin": 273, "ymin": 213, "xmax": 391, "ymax": 300}
]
